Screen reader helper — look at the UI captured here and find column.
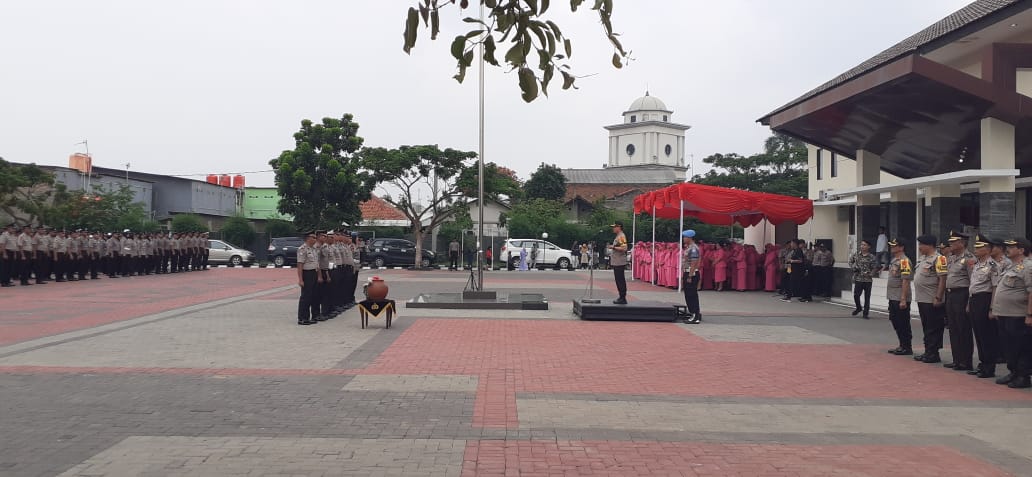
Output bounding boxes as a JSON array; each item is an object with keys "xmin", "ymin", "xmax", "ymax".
[
  {"xmin": 979, "ymin": 117, "xmax": 1016, "ymax": 239},
  {"xmin": 924, "ymin": 184, "xmax": 961, "ymax": 242},
  {"xmin": 855, "ymin": 150, "xmax": 881, "ymax": 245},
  {"xmin": 888, "ymin": 189, "xmax": 917, "ymax": 247}
]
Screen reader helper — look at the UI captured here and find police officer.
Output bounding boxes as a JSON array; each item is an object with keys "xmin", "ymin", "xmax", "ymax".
[
  {"xmin": 201, "ymin": 232, "xmax": 211, "ymax": 270},
  {"xmin": 913, "ymin": 234, "xmax": 948, "ymax": 364},
  {"xmin": 16, "ymin": 226, "xmax": 33, "ymax": 285},
  {"xmin": 0, "ymin": 224, "xmax": 14, "ymax": 287},
  {"xmin": 36, "ymin": 227, "xmax": 51, "ymax": 284},
  {"xmin": 968, "ymin": 234, "xmax": 999, "ymax": 378},
  {"xmin": 296, "ymin": 232, "xmax": 321, "ymax": 326},
  {"xmin": 106, "ymin": 232, "xmax": 121, "ymax": 277},
  {"xmin": 991, "ymin": 238, "xmax": 1032, "ymax": 389},
  {"xmin": 315, "ymin": 231, "xmax": 333, "ymax": 320},
  {"xmin": 608, "ymin": 221, "xmax": 629, "ymax": 304},
  {"xmin": 344, "ymin": 233, "xmax": 359, "ymax": 307},
  {"xmin": 885, "ymin": 238, "xmax": 913, "ymax": 355},
  {"xmin": 681, "ymin": 229, "xmax": 701, "ymax": 323},
  {"xmin": 53, "ymin": 230, "xmax": 68, "ymax": 282},
  {"xmin": 944, "ymin": 231, "xmax": 975, "ymax": 371}
]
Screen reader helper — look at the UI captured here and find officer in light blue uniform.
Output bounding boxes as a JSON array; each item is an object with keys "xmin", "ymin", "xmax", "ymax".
[{"xmin": 681, "ymin": 229, "xmax": 702, "ymax": 323}]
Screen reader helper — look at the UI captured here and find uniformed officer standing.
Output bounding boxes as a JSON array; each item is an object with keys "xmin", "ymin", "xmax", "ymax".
[
  {"xmin": 201, "ymin": 232, "xmax": 211, "ymax": 270},
  {"xmin": 608, "ymin": 221, "xmax": 629, "ymax": 305},
  {"xmin": 885, "ymin": 238, "xmax": 913, "ymax": 355},
  {"xmin": 36, "ymin": 227, "xmax": 51, "ymax": 284},
  {"xmin": 991, "ymin": 238, "xmax": 1032, "ymax": 389},
  {"xmin": 296, "ymin": 232, "xmax": 321, "ymax": 325},
  {"xmin": 315, "ymin": 231, "xmax": 333, "ymax": 321},
  {"xmin": 52, "ymin": 230, "xmax": 68, "ymax": 282},
  {"xmin": 681, "ymin": 229, "xmax": 702, "ymax": 323},
  {"xmin": 0, "ymin": 224, "xmax": 14, "ymax": 287},
  {"xmin": 968, "ymin": 234, "xmax": 999, "ymax": 378},
  {"xmin": 913, "ymin": 234, "xmax": 949, "ymax": 364},
  {"xmin": 944, "ymin": 231, "xmax": 976, "ymax": 371},
  {"xmin": 16, "ymin": 226, "xmax": 33, "ymax": 285},
  {"xmin": 343, "ymin": 233, "xmax": 358, "ymax": 308},
  {"xmin": 106, "ymin": 232, "xmax": 121, "ymax": 277}
]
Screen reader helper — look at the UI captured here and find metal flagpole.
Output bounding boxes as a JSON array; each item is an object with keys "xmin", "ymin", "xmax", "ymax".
[
  {"xmin": 678, "ymin": 200, "xmax": 684, "ymax": 292},
  {"xmin": 651, "ymin": 204, "xmax": 656, "ymax": 285},
  {"xmin": 631, "ymin": 212, "xmax": 636, "ymax": 281},
  {"xmin": 475, "ymin": 1, "xmax": 485, "ymax": 291}
]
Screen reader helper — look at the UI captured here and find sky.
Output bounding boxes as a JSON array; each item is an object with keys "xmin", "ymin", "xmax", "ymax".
[{"xmin": 0, "ymin": 0, "xmax": 974, "ymax": 189}]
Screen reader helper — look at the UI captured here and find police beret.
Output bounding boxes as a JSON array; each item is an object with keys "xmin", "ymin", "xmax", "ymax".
[{"xmin": 917, "ymin": 234, "xmax": 937, "ymax": 246}]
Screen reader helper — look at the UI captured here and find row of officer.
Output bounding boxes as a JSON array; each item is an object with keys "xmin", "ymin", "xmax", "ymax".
[
  {"xmin": 883, "ymin": 232, "xmax": 1032, "ymax": 389},
  {"xmin": 295, "ymin": 230, "xmax": 361, "ymax": 325},
  {"xmin": 0, "ymin": 224, "xmax": 211, "ymax": 287}
]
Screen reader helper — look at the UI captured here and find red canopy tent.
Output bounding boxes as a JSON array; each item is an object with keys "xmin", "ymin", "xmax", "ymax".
[
  {"xmin": 630, "ymin": 183, "xmax": 813, "ymax": 290},
  {"xmin": 633, "ymin": 182, "xmax": 813, "ymax": 227}
]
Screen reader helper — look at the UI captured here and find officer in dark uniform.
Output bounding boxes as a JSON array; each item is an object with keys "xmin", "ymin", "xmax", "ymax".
[
  {"xmin": 885, "ymin": 238, "xmax": 913, "ymax": 355},
  {"xmin": 944, "ymin": 230, "xmax": 975, "ymax": 371},
  {"xmin": 992, "ymin": 238, "xmax": 1032, "ymax": 389},
  {"xmin": 913, "ymin": 234, "xmax": 948, "ymax": 363},
  {"xmin": 296, "ymin": 232, "xmax": 321, "ymax": 325},
  {"xmin": 968, "ymin": 234, "xmax": 999, "ymax": 378}
]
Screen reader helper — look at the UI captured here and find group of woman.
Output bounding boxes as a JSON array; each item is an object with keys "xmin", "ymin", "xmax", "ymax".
[{"xmin": 632, "ymin": 241, "xmax": 783, "ymax": 292}]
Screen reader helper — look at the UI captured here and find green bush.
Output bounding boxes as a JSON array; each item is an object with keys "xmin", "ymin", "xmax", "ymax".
[
  {"xmin": 170, "ymin": 214, "xmax": 208, "ymax": 233},
  {"xmin": 265, "ymin": 219, "xmax": 296, "ymax": 238},
  {"xmin": 221, "ymin": 216, "xmax": 256, "ymax": 247}
]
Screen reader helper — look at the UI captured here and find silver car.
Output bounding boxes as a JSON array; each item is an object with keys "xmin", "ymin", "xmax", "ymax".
[{"xmin": 207, "ymin": 239, "xmax": 255, "ymax": 266}]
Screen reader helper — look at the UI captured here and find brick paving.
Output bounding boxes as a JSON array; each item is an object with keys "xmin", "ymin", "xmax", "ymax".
[{"xmin": 0, "ymin": 269, "xmax": 1029, "ymax": 476}]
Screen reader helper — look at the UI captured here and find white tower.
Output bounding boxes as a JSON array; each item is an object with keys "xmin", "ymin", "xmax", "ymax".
[{"xmin": 604, "ymin": 92, "xmax": 691, "ymax": 168}]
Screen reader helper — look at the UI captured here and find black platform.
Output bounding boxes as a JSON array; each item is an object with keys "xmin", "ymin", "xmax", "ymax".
[
  {"xmin": 573, "ymin": 299, "xmax": 678, "ymax": 322},
  {"xmin": 406, "ymin": 293, "xmax": 548, "ymax": 310}
]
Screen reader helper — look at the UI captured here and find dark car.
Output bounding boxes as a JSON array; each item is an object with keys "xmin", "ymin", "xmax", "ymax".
[
  {"xmin": 365, "ymin": 238, "xmax": 436, "ymax": 268},
  {"xmin": 267, "ymin": 237, "xmax": 304, "ymax": 267}
]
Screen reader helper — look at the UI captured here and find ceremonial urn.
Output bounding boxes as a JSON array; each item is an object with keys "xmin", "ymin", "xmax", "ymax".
[{"xmin": 365, "ymin": 276, "xmax": 389, "ymax": 301}]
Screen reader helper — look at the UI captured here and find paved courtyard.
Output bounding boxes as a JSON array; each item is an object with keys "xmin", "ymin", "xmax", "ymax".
[{"xmin": 1, "ymin": 268, "xmax": 1030, "ymax": 476}]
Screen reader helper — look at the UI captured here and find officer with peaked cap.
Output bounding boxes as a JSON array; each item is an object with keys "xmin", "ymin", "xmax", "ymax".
[
  {"xmin": 968, "ymin": 233, "xmax": 999, "ymax": 377},
  {"xmin": 944, "ymin": 230, "xmax": 976, "ymax": 371},
  {"xmin": 992, "ymin": 238, "xmax": 1032, "ymax": 389},
  {"xmin": 913, "ymin": 234, "xmax": 949, "ymax": 363},
  {"xmin": 680, "ymin": 229, "xmax": 702, "ymax": 323},
  {"xmin": 885, "ymin": 238, "xmax": 914, "ymax": 355}
]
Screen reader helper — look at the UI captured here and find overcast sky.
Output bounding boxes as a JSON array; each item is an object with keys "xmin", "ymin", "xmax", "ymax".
[{"xmin": 1, "ymin": 0, "xmax": 973, "ymax": 188}]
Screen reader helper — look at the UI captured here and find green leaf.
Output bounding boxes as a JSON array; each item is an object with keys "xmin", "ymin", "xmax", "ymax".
[
  {"xmin": 526, "ymin": 0, "xmax": 538, "ymax": 14},
  {"xmin": 570, "ymin": 0, "xmax": 585, "ymax": 12},
  {"xmin": 504, "ymin": 42, "xmax": 525, "ymax": 66},
  {"xmin": 431, "ymin": 9, "xmax": 440, "ymax": 40},
  {"xmin": 537, "ymin": 49, "xmax": 550, "ymax": 71},
  {"xmin": 518, "ymin": 67, "xmax": 539, "ymax": 102},
  {"xmin": 563, "ymin": 38, "xmax": 572, "ymax": 58},
  {"xmin": 464, "ymin": 29, "xmax": 485, "ymax": 39},
  {"xmin": 561, "ymin": 70, "xmax": 576, "ymax": 89},
  {"xmin": 450, "ymin": 35, "xmax": 466, "ymax": 61},
  {"xmin": 462, "ymin": 49, "xmax": 475, "ymax": 68},
  {"xmin": 402, "ymin": 7, "xmax": 419, "ymax": 54},
  {"xmin": 485, "ymin": 0, "xmax": 497, "ymax": 8},
  {"xmin": 419, "ymin": 4, "xmax": 429, "ymax": 24},
  {"xmin": 542, "ymin": 64, "xmax": 554, "ymax": 96},
  {"xmin": 540, "ymin": 0, "xmax": 551, "ymax": 14},
  {"xmin": 483, "ymin": 35, "xmax": 499, "ymax": 66}
]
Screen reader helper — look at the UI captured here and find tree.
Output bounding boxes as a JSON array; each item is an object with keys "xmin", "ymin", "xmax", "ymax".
[
  {"xmin": 523, "ymin": 163, "xmax": 566, "ymax": 201},
  {"xmin": 269, "ymin": 115, "xmax": 375, "ymax": 231},
  {"xmin": 171, "ymin": 214, "xmax": 208, "ymax": 233},
  {"xmin": 402, "ymin": 0, "xmax": 629, "ymax": 102},
  {"xmin": 0, "ymin": 158, "xmax": 68, "ymax": 226},
  {"xmin": 694, "ymin": 133, "xmax": 808, "ymax": 198},
  {"xmin": 221, "ymin": 216, "xmax": 256, "ymax": 247},
  {"xmin": 49, "ymin": 184, "xmax": 152, "ymax": 232},
  {"xmin": 264, "ymin": 218, "xmax": 297, "ymax": 238},
  {"xmin": 360, "ymin": 145, "xmax": 519, "ymax": 268}
]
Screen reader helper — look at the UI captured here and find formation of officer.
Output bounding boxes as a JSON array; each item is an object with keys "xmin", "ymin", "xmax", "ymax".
[
  {"xmin": 0, "ymin": 223, "xmax": 211, "ymax": 288},
  {"xmin": 295, "ymin": 230, "xmax": 361, "ymax": 326},
  {"xmin": 884, "ymin": 231, "xmax": 1032, "ymax": 390}
]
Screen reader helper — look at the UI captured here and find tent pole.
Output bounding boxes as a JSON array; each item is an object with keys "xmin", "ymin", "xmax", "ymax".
[
  {"xmin": 631, "ymin": 212, "xmax": 637, "ymax": 281},
  {"xmin": 651, "ymin": 204, "xmax": 656, "ymax": 286},
  {"xmin": 678, "ymin": 200, "xmax": 684, "ymax": 292}
]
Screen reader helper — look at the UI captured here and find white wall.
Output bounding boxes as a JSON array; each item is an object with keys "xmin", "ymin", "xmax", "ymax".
[{"xmin": 807, "ymin": 145, "xmax": 902, "ymax": 200}]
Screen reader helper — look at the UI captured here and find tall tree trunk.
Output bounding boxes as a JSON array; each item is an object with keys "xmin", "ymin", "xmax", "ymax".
[{"xmin": 412, "ymin": 222, "xmax": 423, "ymax": 268}]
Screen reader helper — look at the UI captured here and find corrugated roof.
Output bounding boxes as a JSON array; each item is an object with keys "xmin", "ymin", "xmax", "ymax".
[
  {"xmin": 562, "ymin": 166, "xmax": 686, "ymax": 184},
  {"xmin": 761, "ymin": 0, "xmax": 1024, "ymax": 121}
]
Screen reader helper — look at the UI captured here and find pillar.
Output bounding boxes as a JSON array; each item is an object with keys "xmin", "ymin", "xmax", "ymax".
[
  {"xmin": 855, "ymin": 150, "xmax": 882, "ymax": 246},
  {"xmin": 925, "ymin": 184, "xmax": 961, "ymax": 242},
  {"xmin": 979, "ymin": 117, "xmax": 1016, "ymax": 240},
  {"xmin": 888, "ymin": 189, "xmax": 917, "ymax": 247}
]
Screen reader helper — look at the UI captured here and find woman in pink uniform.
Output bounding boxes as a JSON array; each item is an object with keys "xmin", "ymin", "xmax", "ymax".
[
  {"xmin": 745, "ymin": 245, "xmax": 758, "ymax": 290},
  {"xmin": 733, "ymin": 243, "xmax": 748, "ymax": 291},
  {"xmin": 712, "ymin": 242, "xmax": 728, "ymax": 291},
  {"xmin": 699, "ymin": 243, "xmax": 713, "ymax": 290},
  {"xmin": 763, "ymin": 244, "xmax": 779, "ymax": 291}
]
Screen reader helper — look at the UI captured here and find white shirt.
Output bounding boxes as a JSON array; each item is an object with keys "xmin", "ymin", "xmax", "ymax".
[{"xmin": 876, "ymin": 234, "xmax": 888, "ymax": 253}]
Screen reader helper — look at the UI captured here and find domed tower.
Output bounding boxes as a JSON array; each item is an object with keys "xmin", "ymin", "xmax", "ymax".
[{"xmin": 604, "ymin": 92, "xmax": 690, "ymax": 168}]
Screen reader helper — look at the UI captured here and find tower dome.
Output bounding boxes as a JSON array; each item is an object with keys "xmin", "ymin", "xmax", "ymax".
[{"xmin": 628, "ymin": 92, "xmax": 668, "ymax": 112}]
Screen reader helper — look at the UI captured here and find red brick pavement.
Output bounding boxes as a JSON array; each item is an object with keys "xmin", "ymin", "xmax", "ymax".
[
  {"xmin": 461, "ymin": 441, "xmax": 1011, "ymax": 477},
  {"xmin": 0, "ymin": 269, "xmax": 293, "ymax": 345},
  {"xmin": 363, "ymin": 320, "xmax": 1032, "ymax": 426}
]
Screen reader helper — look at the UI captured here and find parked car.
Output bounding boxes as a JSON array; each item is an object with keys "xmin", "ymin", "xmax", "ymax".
[
  {"xmin": 500, "ymin": 239, "xmax": 575, "ymax": 270},
  {"xmin": 364, "ymin": 238, "xmax": 436, "ymax": 268},
  {"xmin": 207, "ymin": 239, "xmax": 256, "ymax": 266},
  {"xmin": 267, "ymin": 236, "xmax": 304, "ymax": 267}
]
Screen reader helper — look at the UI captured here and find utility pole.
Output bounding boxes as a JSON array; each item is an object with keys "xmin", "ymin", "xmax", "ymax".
[{"xmin": 475, "ymin": 1, "xmax": 486, "ymax": 291}]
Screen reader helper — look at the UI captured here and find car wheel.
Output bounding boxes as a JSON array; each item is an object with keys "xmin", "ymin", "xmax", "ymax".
[
  {"xmin": 557, "ymin": 258, "xmax": 571, "ymax": 270},
  {"xmin": 510, "ymin": 257, "xmax": 521, "ymax": 269},
  {"xmin": 230, "ymin": 255, "xmax": 242, "ymax": 266},
  {"xmin": 373, "ymin": 257, "xmax": 386, "ymax": 268},
  {"xmin": 420, "ymin": 258, "xmax": 431, "ymax": 268},
  {"xmin": 273, "ymin": 255, "xmax": 286, "ymax": 267}
]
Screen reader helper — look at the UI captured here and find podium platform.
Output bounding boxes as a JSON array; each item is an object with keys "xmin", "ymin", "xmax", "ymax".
[{"xmin": 573, "ymin": 299, "xmax": 678, "ymax": 322}]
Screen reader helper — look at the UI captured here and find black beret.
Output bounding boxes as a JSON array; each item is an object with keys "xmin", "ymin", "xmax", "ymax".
[{"xmin": 917, "ymin": 234, "xmax": 937, "ymax": 246}]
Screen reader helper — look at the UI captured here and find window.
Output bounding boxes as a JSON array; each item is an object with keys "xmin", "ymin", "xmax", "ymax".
[
  {"xmin": 662, "ymin": 115, "xmax": 668, "ymax": 122},
  {"xmin": 630, "ymin": 115, "xmax": 636, "ymax": 123},
  {"xmin": 816, "ymin": 149, "xmax": 823, "ymax": 180},
  {"xmin": 830, "ymin": 153, "xmax": 838, "ymax": 177},
  {"xmin": 626, "ymin": 144, "xmax": 636, "ymax": 156},
  {"xmin": 664, "ymin": 144, "xmax": 672, "ymax": 156}
]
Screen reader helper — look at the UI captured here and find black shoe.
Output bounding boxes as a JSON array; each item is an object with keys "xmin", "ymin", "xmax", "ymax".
[
  {"xmin": 1007, "ymin": 376, "xmax": 1031, "ymax": 389},
  {"xmin": 315, "ymin": 315, "xmax": 328, "ymax": 321},
  {"xmin": 921, "ymin": 354, "xmax": 942, "ymax": 364},
  {"xmin": 55, "ymin": 279, "xmax": 66, "ymax": 283},
  {"xmin": 298, "ymin": 321, "xmax": 310, "ymax": 326},
  {"xmin": 851, "ymin": 309, "xmax": 861, "ymax": 316},
  {"xmin": 0, "ymin": 283, "xmax": 12, "ymax": 287},
  {"xmin": 887, "ymin": 347, "xmax": 903, "ymax": 354},
  {"xmin": 862, "ymin": 315, "xmax": 870, "ymax": 320},
  {"xmin": 996, "ymin": 373, "xmax": 1015, "ymax": 385},
  {"xmin": 943, "ymin": 362, "xmax": 956, "ymax": 369},
  {"xmin": 913, "ymin": 353, "xmax": 926, "ymax": 361},
  {"xmin": 976, "ymin": 369, "xmax": 996, "ymax": 379},
  {"xmin": 894, "ymin": 348, "xmax": 914, "ymax": 356},
  {"xmin": 20, "ymin": 282, "xmax": 31, "ymax": 286},
  {"xmin": 613, "ymin": 298, "xmax": 627, "ymax": 305},
  {"xmin": 953, "ymin": 365, "xmax": 973, "ymax": 372}
]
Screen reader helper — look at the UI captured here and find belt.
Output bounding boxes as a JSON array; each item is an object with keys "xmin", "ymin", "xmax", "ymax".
[{"xmin": 946, "ymin": 287, "xmax": 968, "ymax": 293}]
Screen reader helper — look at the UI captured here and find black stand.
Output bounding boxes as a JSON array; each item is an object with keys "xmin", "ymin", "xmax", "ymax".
[{"xmin": 358, "ymin": 299, "xmax": 396, "ymax": 329}]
